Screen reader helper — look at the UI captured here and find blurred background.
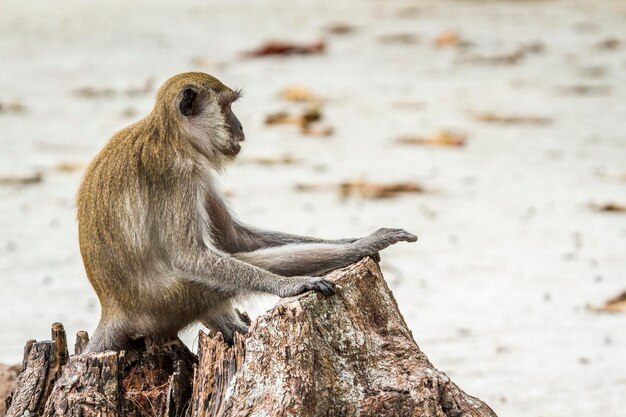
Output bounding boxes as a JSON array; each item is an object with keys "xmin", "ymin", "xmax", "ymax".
[{"xmin": 1, "ymin": 0, "xmax": 625, "ymax": 415}]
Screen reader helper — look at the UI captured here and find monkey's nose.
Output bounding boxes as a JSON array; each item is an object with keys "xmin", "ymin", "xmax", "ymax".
[{"xmin": 238, "ymin": 123, "xmax": 245, "ymax": 141}]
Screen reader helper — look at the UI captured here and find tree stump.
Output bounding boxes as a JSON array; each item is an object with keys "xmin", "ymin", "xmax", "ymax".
[
  {"xmin": 5, "ymin": 328, "xmax": 196, "ymax": 417},
  {"xmin": 5, "ymin": 258, "xmax": 497, "ymax": 417}
]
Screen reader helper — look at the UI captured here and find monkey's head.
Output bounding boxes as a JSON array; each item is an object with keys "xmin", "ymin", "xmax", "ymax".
[{"xmin": 154, "ymin": 72, "xmax": 245, "ymax": 169}]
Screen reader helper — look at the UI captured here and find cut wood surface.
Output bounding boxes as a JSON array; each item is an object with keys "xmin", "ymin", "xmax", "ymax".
[{"xmin": 4, "ymin": 258, "xmax": 497, "ymax": 417}]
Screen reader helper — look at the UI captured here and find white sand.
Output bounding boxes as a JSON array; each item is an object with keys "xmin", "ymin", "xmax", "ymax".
[{"xmin": 1, "ymin": 0, "xmax": 625, "ymax": 415}]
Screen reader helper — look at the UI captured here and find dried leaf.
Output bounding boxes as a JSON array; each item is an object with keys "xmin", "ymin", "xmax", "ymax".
[
  {"xmin": 281, "ymin": 87, "xmax": 320, "ymax": 103},
  {"xmin": 558, "ymin": 84, "xmax": 611, "ymax": 96},
  {"xmin": 595, "ymin": 38, "xmax": 620, "ymax": 50},
  {"xmin": 245, "ymin": 41, "xmax": 325, "ymax": 57},
  {"xmin": 0, "ymin": 172, "xmax": 43, "ymax": 186},
  {"xmin": 300, "ymin": 107, "xmax": 322, "ymax": 124},
  {"xmin": 296, "ymin": 180, "xmax": 425, "ymax": 199},
  {"xmin": 302, "ymin": 125, "xmax": 334, "ymax": 137},
  {"xmin": 0, "ymin": 99, "xmax": 26, "ymax": 114},
  {"xmin": 464, "ymin": 42, "xmax": 543, "ymax": 65},
  {"xmin": 467, "ymin": 50, "xmax": 526, "ymax": 65},
  {"xmin": 294, "ymin": 183, "xmax": 330, "ymax": 193},
  {"xmin": 342, "ymin": 181, "xmax": 424, "ymax": 199},
  {"xmin": 73, "ymin": 86, "xmax": 116, "ymax": 98},
  {"xmin": 325, "ymin": 23, "xmax": 355, "ymax": 35},
  {"xmin": 396, "ymin": 131, "xmax": 466, "ymax": 148},
  {"xmin": 245, "ymin": 155, "xmax": 301, "ymax": 166},
  {"xmin": 590, "ymin": 203, "xmax": 626, "ymax": 213},
  {"xmin": 73, "ymin": 79, "xmax": 153, "ymax": 98},
  {"xmin": 379, "ymin": 33, "xmax": 420, "ymax": 45},
  {"xmin": 264, "ymin": 107, "xmax": 326, "ymax": 133},
  {"xmin": 588, "ymin": 291, "xmax": 626, "ymax": 313},
  {"xmin": 434, "ymin": 31, "xmax": 462, "ymax": 48},
  {"xmin": 55, "ymin": 162, "xmax": 86, "ymax": 172},
  {"xmin": 473, "ymin": 113, "xmax": 553, "ymax": 126},
  {"xmin": 265, "ymin": 111, "xmax": 294, "ymax": 125}
]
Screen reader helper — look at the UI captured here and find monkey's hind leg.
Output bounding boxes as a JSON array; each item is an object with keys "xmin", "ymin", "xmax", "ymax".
[
  {"xmin": 201, "ymin": 308, "xmax": 250, "ymax": 345},
  {"xmin": 86, "ymin": 320, "xmax": 132, "ymax": 352}
]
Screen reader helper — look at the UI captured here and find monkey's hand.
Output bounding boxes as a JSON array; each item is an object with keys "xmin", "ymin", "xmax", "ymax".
[
  {"xmin": 352, "ymin": 228, "xmax": 417, "ymax": 260},
  {"xmin": 279, "ymin": 277, "xmax": 336, "ymax": 297}
]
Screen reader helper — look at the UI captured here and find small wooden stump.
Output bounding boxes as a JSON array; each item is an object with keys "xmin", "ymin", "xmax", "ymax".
[
  {"xmin": 5, "ymin": 259, "xmax": 497, "ymax": 417},
  {"xmin": 6, "ymin": 330, "xmax": 196, "ymax": 417}
]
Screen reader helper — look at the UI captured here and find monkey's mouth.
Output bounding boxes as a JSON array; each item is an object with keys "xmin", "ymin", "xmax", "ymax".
[{"xmin": 223, "ymin": 143, "xmax": 241, "ymax": 157}]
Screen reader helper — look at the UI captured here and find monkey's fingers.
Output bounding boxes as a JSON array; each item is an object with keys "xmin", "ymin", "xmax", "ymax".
[
  {"xmin": 386, "ymin": 229, "xmax": 418, "ymax": 243},
  {"xmin": 398, "ymin": 231, "xmax": 418, "ymax": 242},
  {"xmin": 371, "ymin": 228, "xmax": 418, "ymax": 244},
  {"xmin": 305, "ymin": 278, "xmax": 336, "ymax": 296}
]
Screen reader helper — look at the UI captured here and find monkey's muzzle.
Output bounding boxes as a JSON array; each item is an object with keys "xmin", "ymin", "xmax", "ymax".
[{"xmin": 224, "ymin": 143, "xmax": 241, "ymax": 157}]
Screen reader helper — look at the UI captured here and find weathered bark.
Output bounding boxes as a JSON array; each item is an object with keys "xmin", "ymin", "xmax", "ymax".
[
  {"xmin": 5, "ymin": 258, "xmax": 497, "ymax": 417},
  {"xmin": 5, "ymin": 330, "xmax": 196, "ymax": 417},
  {"xmin": 189, "ymin": 259, "xmax": 496, "ymax": 417},
  {"xmin": 42, "ymin": 338, "xmax": 196, "ymax": 417},
  {"xmin": 5, "ymin": 323, "xmax": 68, "ymax": 417}
]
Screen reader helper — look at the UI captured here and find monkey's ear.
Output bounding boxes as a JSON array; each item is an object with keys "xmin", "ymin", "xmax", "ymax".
[{"xmin": 179, "ymin": 88, "xmax": 197, "ymax": 117}]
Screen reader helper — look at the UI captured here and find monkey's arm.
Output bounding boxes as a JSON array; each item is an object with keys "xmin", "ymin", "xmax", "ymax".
[
  {"xmin": 233, "ymin": 222, "xmax": 358, "ymax": 251},
  {"xmin": 161, "ymin": 181, "xmax": 336, "ymax": 298},
  {"xmin": 174, "ymin": 246, "xmax": 336, "ymax": 297},
  {"xmin": 206, "ymin": 188, "xmax": 416, "ymax": 259},
  {"xmin": 206, "ymin": 192, "xmax": 356, "ymax": 252},
  {"xmin": 232, "ymin": 243, "xmax": 356, "ymax": 277},
  {"xmin": 232, "ymin": 228, "xmax": 417, "ymax": 277}
]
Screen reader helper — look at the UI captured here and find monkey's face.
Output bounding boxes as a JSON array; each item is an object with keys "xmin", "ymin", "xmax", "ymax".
[
  {"xmin": 161, "ymin": 73, "xmax": 245, "ymax": 167},
  {"xmin": 217, "ymin": 99, "xmax": 245, "ymax": 157},
  {"xmin": 178, "ymin": 85, "xmax": 244, "ymax": 159}
]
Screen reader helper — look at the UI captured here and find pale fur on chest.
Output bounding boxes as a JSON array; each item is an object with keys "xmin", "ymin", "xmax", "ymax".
[{"xmin": 193, "ymin": 162, "xmax": 222, "ymax": 249}]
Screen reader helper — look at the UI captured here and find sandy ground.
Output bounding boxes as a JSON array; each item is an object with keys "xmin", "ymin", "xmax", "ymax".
[{"xmin": 1, "ymin": 0, "xmax": 625, "ymax": 415}]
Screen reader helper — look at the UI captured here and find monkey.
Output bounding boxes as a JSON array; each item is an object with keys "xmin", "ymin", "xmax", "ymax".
[{"xmin": 77, "ymin": 72, "xmax": 417, "ymax": 352}]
